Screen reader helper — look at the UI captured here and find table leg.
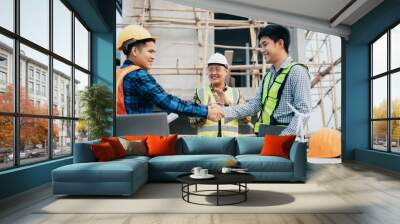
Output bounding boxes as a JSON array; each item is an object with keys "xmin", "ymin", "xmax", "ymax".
[
  {"xmin": 181, "ymin": 184, "xmax": 183, "ymax": 199},
  {"xmin": 245, "ymin": 183, "xmax": 247, "ymax": 201},
  {"xmin": 187, "ymin": 184, "xmax": 190, "ymax": 202},
  {"xmin": 217, "ymin": 184, "xmax": 219, "ymax": 206}
]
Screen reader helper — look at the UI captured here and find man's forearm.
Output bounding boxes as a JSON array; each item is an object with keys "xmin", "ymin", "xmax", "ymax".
[
  {"xmin": 280, "ymin": 116, "xmax": 298, "ymax": 136},
  {"xmin": 223, "ymin": 88, "xmax": 262, "ymax": 120}
]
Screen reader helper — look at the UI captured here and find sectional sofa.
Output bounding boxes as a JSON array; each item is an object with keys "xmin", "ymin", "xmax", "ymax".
[{"xmin": 52, "ymin": 136, "xmax": 307, "ymax": 196}]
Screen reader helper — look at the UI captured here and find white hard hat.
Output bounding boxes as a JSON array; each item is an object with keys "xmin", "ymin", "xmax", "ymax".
[{"xmin": 207, "ymin": 53, "xmax": 229, "ymax": 68}]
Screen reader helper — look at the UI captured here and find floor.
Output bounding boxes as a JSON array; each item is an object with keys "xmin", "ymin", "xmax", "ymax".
[{"xmin": 1, "ymin": 160, "xmax": 400, "ymax": 224}]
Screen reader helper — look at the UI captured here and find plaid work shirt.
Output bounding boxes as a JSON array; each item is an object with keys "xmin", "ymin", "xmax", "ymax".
[
  {"xmin": 222, "ymin": 56, "xmax": 311, "ymax": 135},
  {"xmin": 121, "ymin": 60, "xmax": 208, "ymax": 117}
]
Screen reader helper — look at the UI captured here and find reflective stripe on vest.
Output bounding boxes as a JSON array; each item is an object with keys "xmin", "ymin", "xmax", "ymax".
[
  {"xmin": 116, "ymin": 65, "xmax": 141, "ymax": 115},
  {"xmin": 254, "ymin": 62, "xmax": 307, "ymax": 133},
  {"xmin": 197, "ymin": 86, "xmax": 239, "ymax": 137}
]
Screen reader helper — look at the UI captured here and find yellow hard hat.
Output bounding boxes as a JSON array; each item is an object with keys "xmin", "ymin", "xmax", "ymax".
[{"xmin": 117, "ymin": 25, "xmax": 157, "ymax": 51}]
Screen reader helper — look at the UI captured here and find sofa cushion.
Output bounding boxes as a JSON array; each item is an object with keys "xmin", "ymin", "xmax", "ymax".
[
  {"xmin": 118, "ymin": 138, "xmax": 147, "ymax": 156},
  {"xmin": 91, "ymin": 142, "xmax": 118, "ymax": 162},
  {"xmin": 101, "ymin": 137, "xmax": 127, "ymax": 158},
  {"xmin": 52, "ymin": 158, "xmax": 147, "ymax": 183},
  {"xmin": 115, "ymin": 155, "xmax": 150, "ymax": 163},
  {"xmin": 147, "ymin": 135, "xmax": 177, "ymax": 157},
  {"xmin": 260, "ymin": 135, "xmax": 296, "ymax": 159},
  {"xmin": 178, "ymin": 136, "xmax": 235, "ymax": 155},
  {"xmin": 236, "ymin": 155, "xmax": 293, "ymax": 172},
  {"xmin": 236, "ymin": 137, "xmax": 263, "ymax": 155},
  {"xmin": 148, "ymin": 154, "xmax": 235, "ymax": 172}
]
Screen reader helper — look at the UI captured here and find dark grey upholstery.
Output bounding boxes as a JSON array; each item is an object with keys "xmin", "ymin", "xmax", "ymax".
[{"xmin": 116, "ymin": 113, "xmax": 170, "ymax": 136}]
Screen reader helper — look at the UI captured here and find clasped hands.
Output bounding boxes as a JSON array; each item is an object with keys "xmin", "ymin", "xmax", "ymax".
[
  {"xmin": 207, "ymin": 103, "xmax": 224, "ymax": 122},
  {"xmin": 206, "ymin": 88, "xmax": 229, "ymax": 122}
]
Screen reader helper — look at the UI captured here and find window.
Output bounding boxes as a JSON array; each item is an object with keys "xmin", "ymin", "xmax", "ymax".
[
  {"xmin": 75, "ymin": 17, "xmax": 89, "ymax": 70},
  {"xmin": 390, "ymin": 24, "xmax": 400, "ymax": 70},
  {"xmin": 20, "ymin": 0, "xmax": 49, "ymax": 49},
  {"xmin": 20, "ymin": 117, "xmax": 49, "ymax": 165},
  {"xmin": 53, "ymin": 119, "xmax": 72, "ymax": 158},
  {"xmin": 36, "ymin": 83, "xmax": 40, "ymax": 95},
  {"xmin": 0, "ymin": 71, "xmax": 6, "ymax": 85},
  {"xmin": 42, "ymin": 85, "xmax": 46, "ymax": 97},
  {"xmin": 74, "ymin": 69, "xmax": 89, "ymax": 119},
  {"xmin": 41, "ymin": 73, "xmax": 46, "ymax": 83},
  {"xmin": 0, "ymin": 55, "xmax": 7, "ymax": 67},
  {"xmin": 28, "ymin": 81, "xmax": 34, "ymax": 94},
  {"xmin": 28, "ymin": 67, "xmax": 34, "ymax": 80},
  {"xmin": 370, "ymin": 22, "xmax": 400, "ymax": 154},
  {"xmin": 0, "ymin": 0, "xmax": 14, "ymax": 31},
  {"xmin": 53, "ymin": 0, "xmax": 72, "ymax": 60},
  {"xmin": 0, "ymin": 116, "xmax": 13, "ymax": 170},
  {"xmin": 0, "ymin": 1, "xmax": 91, "ymax": 170},
  {"xmin": 0, "ymin": 54, "xmax": 7, "ymax": 87},
  {"xmin": 53, "ymin": 59, "xmax": 72, "ymax": 117},
  {"xmin": 35, "ymin": 70, "xmax": 41, "ymax": 81}
]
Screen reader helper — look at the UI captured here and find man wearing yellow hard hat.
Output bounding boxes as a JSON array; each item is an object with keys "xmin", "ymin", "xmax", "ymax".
[{"xmin": 116, "ymin": 25, "xmax": 223, "ymax": 121}]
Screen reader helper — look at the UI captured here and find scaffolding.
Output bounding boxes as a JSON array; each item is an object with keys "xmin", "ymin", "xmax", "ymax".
[
  {"xmin": 305, "ymin": 31, "xmax": 342, "ymax": 130},
  {"xmin": 118, "ymin": 0, "xmax": 267, "ymax": 88}
]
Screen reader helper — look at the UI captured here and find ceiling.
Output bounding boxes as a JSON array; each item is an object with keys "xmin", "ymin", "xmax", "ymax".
[{"xmin": 166, "ymin": 0, "xmax": 384, "ymax": 37}]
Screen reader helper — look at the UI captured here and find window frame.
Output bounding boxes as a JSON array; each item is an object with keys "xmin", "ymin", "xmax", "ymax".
[
  {"xmin": 370, "ymin": 19, "xmax": 400, "ymax": 154},
  {"xmin": 0, "ymin": 0, "xmax": 92, "ymax": 171}
]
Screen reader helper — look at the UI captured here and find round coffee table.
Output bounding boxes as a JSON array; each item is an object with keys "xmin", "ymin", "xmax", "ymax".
[{"xmin": 177, "ymin": 172, "xmax": 255, "ymax": 206}]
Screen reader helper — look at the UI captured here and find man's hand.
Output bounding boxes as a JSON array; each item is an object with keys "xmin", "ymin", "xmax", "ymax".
[
  {"xmin": 207, "ymin": 104, "xmax": 224, "ymax": 122},
  {"xmin": 214, "ymin": 88, "xmax": 232, "ymax": 106},
  {"xmin": 242, "ymin": 116, "xmax": 251, "ymax": 124}
]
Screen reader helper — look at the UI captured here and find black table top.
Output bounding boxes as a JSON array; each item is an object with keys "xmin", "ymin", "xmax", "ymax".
[{"xmin": 177, "ymin": 172, "xmax": 255, "ymax": 185}]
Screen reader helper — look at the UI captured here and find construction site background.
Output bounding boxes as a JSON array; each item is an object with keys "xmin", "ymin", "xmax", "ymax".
[{"xmin": 117, "ymin": 0, "xmax": 342, "ymax": 135}]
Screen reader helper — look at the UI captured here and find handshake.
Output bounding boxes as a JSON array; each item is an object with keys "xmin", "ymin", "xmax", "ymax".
[{"xmin": 207, "ymin": 104, "xmax": 225, "ymax": 122}]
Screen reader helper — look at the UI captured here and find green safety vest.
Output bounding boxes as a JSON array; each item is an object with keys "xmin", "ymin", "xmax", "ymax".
[
  {"xmin": 197, "ymin": 86, "xmax": 240, "ymax": 137},
  {"xmin": 254, "ymin": 62, "xmax": 307, "ymax": 133}
]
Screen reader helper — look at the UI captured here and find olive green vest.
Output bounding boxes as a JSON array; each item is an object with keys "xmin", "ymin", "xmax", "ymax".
[
  {"xmin": 254, "ymin": 62, "xmax": 307, "ymax": 133},
  {"xmin": 197, "ymin": 86, "xmax": 240, "ymax": 137}
]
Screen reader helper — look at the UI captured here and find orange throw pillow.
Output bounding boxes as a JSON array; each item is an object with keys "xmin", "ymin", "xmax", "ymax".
[
  {"xmin": 146, "ymin": 135, "xmax": 177, "ymax": 157},
  {"xmin": 91, "ymin": 142, "xmax": 118, "ymax": 161},
  {"xmin": 260, "ymin": 135, "xmax": 296, "ymax": 159},
  {"xmin": 101, "ymin": 137, "xmax": 126, "ymax": 158}
]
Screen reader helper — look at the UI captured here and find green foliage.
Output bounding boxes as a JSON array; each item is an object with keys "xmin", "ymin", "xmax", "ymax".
[{"xmin": 79, "ymin": 84, "xmax": 113, "ymax": 140}]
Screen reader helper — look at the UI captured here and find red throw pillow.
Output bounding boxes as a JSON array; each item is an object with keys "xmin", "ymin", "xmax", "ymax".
[
  {"xmin": 91, "ymin": 142, "xmax": 118, "ymax": 161},
  {"xmin": 146, "ymin": 135, "xmax": 177, "ymax": 157},
  {"xmin": 260, "ymin": 135, "xmax": 296, "ymax": 159},
  {"xmin": 124, "ymin": 135, "xmax": 148, "ymax": 141},
  {"xmin": 101, "ymin": 137, "xmax": 126, "ymax": 158}
]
